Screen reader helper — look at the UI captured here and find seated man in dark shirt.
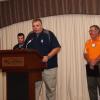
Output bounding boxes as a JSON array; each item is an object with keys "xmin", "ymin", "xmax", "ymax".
[
  {"xmin": 9, "ymin": 32, "xmax": 27, "ymax": 100},
  {"xmin": 13, "ymin": 33, "xmax": 25, "ymax": 49}
]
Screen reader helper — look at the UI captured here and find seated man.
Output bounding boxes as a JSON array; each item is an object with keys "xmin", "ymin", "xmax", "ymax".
[{"xmin": 13, "ymin": 33, "xmax": 25, "ymax": 49}]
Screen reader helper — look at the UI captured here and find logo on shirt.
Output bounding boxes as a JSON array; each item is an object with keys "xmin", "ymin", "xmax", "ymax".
[
  {"xmin": 92, "ymin": 43, "xmax": 96, "ymax": 47},
  {"xmin": 41, "ymin": 39, "xmax": 44, "ymax": 44}
]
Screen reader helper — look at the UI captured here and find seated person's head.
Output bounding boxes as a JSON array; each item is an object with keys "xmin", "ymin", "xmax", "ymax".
[{"xmin": 17, "ymin": 33, "xmax": 25, "ymax": 44}]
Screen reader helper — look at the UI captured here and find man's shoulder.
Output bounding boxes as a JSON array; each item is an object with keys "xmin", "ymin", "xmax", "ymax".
[
  {"xmin": 43, "ymin": 29, "xmax": 56, "ymax": 39},
  {"xmin": 27, "ymin": 31, "xmax": 34, "ymax": 36},
  {"xmin": 26, "ymin": 31, "xmax": 35, "ymax": 40},
  {"xmin": 43, "ymin": 29, "xmax": 55, "ymax": 41},
  {"xmin": 86, "ymin": 39, "xmax": 91, "ymax": 43},
  {"xmin": 43, "ymin": 29, "xmax": 54, "ymax": 35},
  {"xmin": 85, "ymin": 39, "xmax": 92, "ymax": 47},
  {"xmin": 13, "ymin": 44, "xmax": 19, "ymax": 49}
]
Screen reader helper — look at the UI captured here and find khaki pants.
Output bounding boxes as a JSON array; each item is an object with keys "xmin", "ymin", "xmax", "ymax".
[{"xmin": 35, "ymin": 68, "xmax": 57, "ymax": 100}]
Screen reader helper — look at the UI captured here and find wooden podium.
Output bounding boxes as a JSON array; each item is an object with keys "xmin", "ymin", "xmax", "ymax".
[{"xmin": 0, "ymin": 49, "xmax": 46, "ymax": 100}]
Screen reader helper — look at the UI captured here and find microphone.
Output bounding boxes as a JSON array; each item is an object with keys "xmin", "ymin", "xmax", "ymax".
[{"xmin": 26, "ymin": 39, "xmax": 33, "ymax": 48}]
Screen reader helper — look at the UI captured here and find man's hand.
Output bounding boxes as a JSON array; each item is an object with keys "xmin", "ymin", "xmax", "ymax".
[
  {"xmin": 42, "ymin": 56, "xmax": 49, "ymax": 62},
  {"xmin": 90, "ymin": 60, "xmax": 97, "ymax": 66},
  {"xmin": 95, "ymin": 55, "xmax": 100, "ymax": 63}
]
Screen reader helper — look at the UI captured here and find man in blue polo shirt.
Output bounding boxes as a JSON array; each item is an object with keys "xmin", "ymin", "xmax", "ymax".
[{"xmin": 24, "ymin": 18, "xmax": 61, "ymax": 100}]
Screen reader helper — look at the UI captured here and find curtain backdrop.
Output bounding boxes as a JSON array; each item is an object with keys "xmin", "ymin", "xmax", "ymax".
[
  {"xmin": 0, "ymin": 0, "xmax": 100, "ymax": 28},
  {"xmin": 0, "ymin": 14, "xmax": 100, "ymax": 100}
]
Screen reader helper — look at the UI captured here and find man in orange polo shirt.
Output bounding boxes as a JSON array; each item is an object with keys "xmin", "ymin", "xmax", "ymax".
[{"xmin": 84, "ymin": 25, "xmax": 100, "ymax": 100}]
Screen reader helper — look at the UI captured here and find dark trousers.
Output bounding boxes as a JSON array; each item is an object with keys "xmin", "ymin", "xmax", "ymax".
[
  {"xmin": 86, "ymin": 62, "xmax": 100, "ymax": 100},
  {"xmin": 87, "ymin": 76, "xmax": 100, "ymax": 100}
]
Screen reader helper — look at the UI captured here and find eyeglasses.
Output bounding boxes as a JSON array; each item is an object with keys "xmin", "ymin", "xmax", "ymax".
[
  {"xmin": 89, "ymin": 30, "xmax": 96, "ymax": 32},
  {"xmin": 89, "ymin": 30, "xmax": 97, "ymax": 34}
]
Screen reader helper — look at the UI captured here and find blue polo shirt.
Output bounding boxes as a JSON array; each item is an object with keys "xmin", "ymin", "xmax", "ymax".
[{"xmin": 24, "ymin": 29, "xmax": 61, "ymax": 69}]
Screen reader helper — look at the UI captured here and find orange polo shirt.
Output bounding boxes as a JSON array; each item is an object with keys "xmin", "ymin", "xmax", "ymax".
[
  {"xmin": 97, "ymin": 35, "xmax": 100, "ymax": 40},
  {"xmin": 84, "ymin": 38, "xmax": 100, "ymax": 60}
]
